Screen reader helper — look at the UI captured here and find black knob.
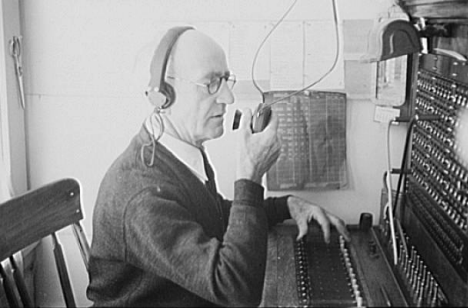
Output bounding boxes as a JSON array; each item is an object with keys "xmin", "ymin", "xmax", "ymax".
[{"xmin": 359, "ymin": 212, "xmax": 373, "ymax": 232}]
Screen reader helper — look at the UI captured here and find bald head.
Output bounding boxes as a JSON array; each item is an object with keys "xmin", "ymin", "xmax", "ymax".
[{"xmin": 167, "ymin": 30, "xmax": 228, "ymax": 81}]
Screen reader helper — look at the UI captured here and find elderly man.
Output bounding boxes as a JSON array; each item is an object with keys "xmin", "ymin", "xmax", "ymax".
[{"xmin": 87, "ymin": 27, "xmax": 350, "ymax": 307}]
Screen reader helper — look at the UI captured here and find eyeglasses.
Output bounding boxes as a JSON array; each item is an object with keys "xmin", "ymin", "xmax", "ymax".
[{"xmin": 167, "ymin": 72, "xmax": 236, "ymax": 95}]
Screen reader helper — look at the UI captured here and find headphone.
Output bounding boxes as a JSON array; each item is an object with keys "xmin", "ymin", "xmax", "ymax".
[{"xmin": 146, "ymin": 26, "xmax": 195, "ymax": 110}]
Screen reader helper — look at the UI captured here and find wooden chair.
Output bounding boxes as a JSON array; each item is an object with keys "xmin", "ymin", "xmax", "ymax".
[{"xmin": 0, "ymin": 178, "xmax": 90, "ymax": 307}]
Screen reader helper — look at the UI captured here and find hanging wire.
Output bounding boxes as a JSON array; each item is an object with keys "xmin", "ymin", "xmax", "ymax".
[
  {"xmin": 251, "ymin": 0, "xmax": 300, "ymax": 94},
  {"xmin": 9, "ymin": 36, "xmax": 26, "ymax": 109},
  {"xmin": 140, "ymin": 110, "xmax": 165, "ymax": 167},
  {"xmin": 392, "ymin": 117, "xmax": 416, "ymax": 216},
  {"xmin": 384, "ymin": 119, "xmax": 400, "ymax": 265},
  {"xmin": 251, "ymin": 0, "xmax": 341, "ymax": 114}
]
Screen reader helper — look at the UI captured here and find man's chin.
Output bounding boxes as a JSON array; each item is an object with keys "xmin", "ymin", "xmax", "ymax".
[
  {"xmin": 204, "ymin": 127, "xmax": 225, "ymax": 143},
  {"xmin": 213, "ymin": 127, "xmax": 225, "ymax": 139}
]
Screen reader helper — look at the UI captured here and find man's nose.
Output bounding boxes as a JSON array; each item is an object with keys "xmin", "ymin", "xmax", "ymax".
[{"xmin": 216, "ymin": 80, "xmax": 235, "ymax": 105}]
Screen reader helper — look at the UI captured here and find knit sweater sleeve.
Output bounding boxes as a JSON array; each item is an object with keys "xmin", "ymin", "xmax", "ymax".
[
  {"xmin": 263, "ymin": 194, "xmax": 292, "ymax": 226},
  {"xmin": 124, "ymin": 179, "xmax": 270, "ymax": 307},
  {"xmin": 219, "ymin": 193, "xmax": 291, "ymax": 228}
]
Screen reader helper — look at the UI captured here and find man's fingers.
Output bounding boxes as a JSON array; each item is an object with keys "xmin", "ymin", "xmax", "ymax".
[
  {"xmin": 310, "ymin": 209, "xmax": 331, "ymax": 244},
  {"xmin": 320, "ymin": 222, "xmax": 331, "ymax": 244},
  {"xmin": 263, "ymin": 109, "xmax": 279, "ymax": 133},
  {"xmin": 238, "ymin": 108, "xmax": 253, "ymax": 131},
  {"xmin": 330, "ymin": 215, "xmax": 351, "ymax": 242},
  {"xmin": 296, "ymin": 219, "xmax": 308, "ymax": 241}
]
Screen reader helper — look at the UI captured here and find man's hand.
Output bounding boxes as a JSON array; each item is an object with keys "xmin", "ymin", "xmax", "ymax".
[
  {"xmin": 287, "ymin": 195, "xmax": 351, "ymax": 243},
  {"xmin": 235, "ymin": 106, "xmax": 281, "ymax": 184}
]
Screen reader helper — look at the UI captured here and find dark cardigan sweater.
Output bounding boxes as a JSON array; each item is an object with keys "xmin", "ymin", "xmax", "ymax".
[{"xmin": 87, "ymin": 126, "xmax": 291, "ymax": 307}]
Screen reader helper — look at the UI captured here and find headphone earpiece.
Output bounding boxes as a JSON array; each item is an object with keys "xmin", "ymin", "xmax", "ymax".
[
  {"xmin": 159, "ymin": 83, "xmax": 176, "ymax": 109},
  {"xmin": 147, "ymin": 26, "xmax": 194, "ymax": 110},
  {"xmin": 146, "ymin": 89, "xmax": 167, "ymax": 110}
]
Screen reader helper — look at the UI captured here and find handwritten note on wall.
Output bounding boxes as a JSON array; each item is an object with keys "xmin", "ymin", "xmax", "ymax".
[{"xmin": 264, "ymin": 91, "xmax": 348, "ymax": 191}]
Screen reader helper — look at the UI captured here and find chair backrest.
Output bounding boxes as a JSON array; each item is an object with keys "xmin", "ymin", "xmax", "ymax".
[{"xmin": 0, "ymin": 178, "xmax": 90, "ymax": 307}]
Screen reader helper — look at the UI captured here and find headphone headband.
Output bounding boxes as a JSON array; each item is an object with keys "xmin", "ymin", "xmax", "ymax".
[{"xmin": 147, "ymin": 26, "xmax": 194, "ymax": 109}]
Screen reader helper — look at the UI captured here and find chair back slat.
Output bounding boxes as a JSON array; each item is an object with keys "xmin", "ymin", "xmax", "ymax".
[
  {"xmin": 9, "ymin": 256, "xmax": 34, "ymax": 307},
  {"xmin": 52, "ymin": 233, "xmax": 76, "ymax": 307},
  {"xmin": 72, "ymin": 222, "xmax": 90, "ymax": 270},
  {"xmin": 0, "ymin": 178, "xmax": 82, "ymax": 261},
  {"xmin": 0, "ymin": 272, "xmax": 13, "ymax": 307},
  {"xmin": 0, "ymin": 178, "xmax": 88, "ymax": 307},
  {"xmin": 0, "ymin": 263, "xmax": 20, "ymax": 307}
]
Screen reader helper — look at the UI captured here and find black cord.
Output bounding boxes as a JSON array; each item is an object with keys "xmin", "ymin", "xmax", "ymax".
[{"xmin": 392, "ymin": 117, "xmax": 416, "ymax": 216}]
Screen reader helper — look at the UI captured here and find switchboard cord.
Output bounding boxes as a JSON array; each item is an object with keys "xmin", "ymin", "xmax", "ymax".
[
  {"xmin": 251, "ymin": 0, "xmax": 341, "ymax": 114},
  {"xmin": 391, "ymin": 113, "xmax": 439, "ymax": 216},
  {"xmin": 385, "ymin": 119, "xmax": 399, "ymax": 265},
  {"xmin": 385, "ymin": 114, "xmax": 439, "ymax": 265},
  {"xmin": 392, "ymin": 117, "xmax": 417, "ymax": 216}
]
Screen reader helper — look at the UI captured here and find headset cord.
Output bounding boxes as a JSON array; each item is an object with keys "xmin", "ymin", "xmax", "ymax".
[{"xmin": 140, "ymin": 109, "xmax": 165, "ymax": 167}]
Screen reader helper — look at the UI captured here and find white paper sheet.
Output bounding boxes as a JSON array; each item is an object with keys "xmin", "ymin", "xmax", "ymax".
[
  {"xmin": 304, "ymin": 20, "xmax": 344, "ymax": 90},
  {"xmin": 229, "ymin": 22, "xmax": 272, "ymax": 81},
  {"xmin": 270, "ymin": 21, "xmax": 304, "ymax": 90}
]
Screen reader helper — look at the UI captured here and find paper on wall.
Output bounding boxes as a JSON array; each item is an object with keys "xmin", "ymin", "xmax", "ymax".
[
  {"xmin": 229, "ymin": 22, "xmax": 272, "ymax": 81},
  {"xmin": 270, "ymin": 21, "xmax": 304, "ymax": 90},
  {"xmin": 304, "ymin": 20, "xmax": 344, "ymax": 90}
]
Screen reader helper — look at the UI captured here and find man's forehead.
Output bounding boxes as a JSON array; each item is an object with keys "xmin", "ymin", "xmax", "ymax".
[{"xmin": 173, "ymin": 30, "xmax": 229, "ymax": 79}]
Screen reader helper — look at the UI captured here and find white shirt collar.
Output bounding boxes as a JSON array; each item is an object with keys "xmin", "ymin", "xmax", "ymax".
[{"xmin": 145, "ymin": 114, "xmax": 208, "ymax": 183}]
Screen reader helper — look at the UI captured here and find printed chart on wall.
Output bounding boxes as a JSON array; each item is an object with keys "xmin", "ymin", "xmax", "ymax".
[{"xmin": 265, "ymin": 91, "xmax": 348, "ymax": 191}]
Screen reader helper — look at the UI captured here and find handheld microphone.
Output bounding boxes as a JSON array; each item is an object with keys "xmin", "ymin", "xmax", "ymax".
[
  {"xmin": 232, "ymin": 104, "xmax": 271, "ymax": 133},
  {"xmin": 251, "ymin": 104, "xmax": 272, "ymax": 133}
]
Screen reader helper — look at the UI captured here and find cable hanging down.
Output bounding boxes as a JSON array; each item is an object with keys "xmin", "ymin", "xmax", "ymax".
[{"xmin": 251, "ymin": 0, "xmax": 341, "ymax": 114}]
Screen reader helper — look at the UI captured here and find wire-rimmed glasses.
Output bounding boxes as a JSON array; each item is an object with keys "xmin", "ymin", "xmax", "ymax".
[{"xmin": 167, "ymin": 72, "xmax": 236, "ymax": 94}]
